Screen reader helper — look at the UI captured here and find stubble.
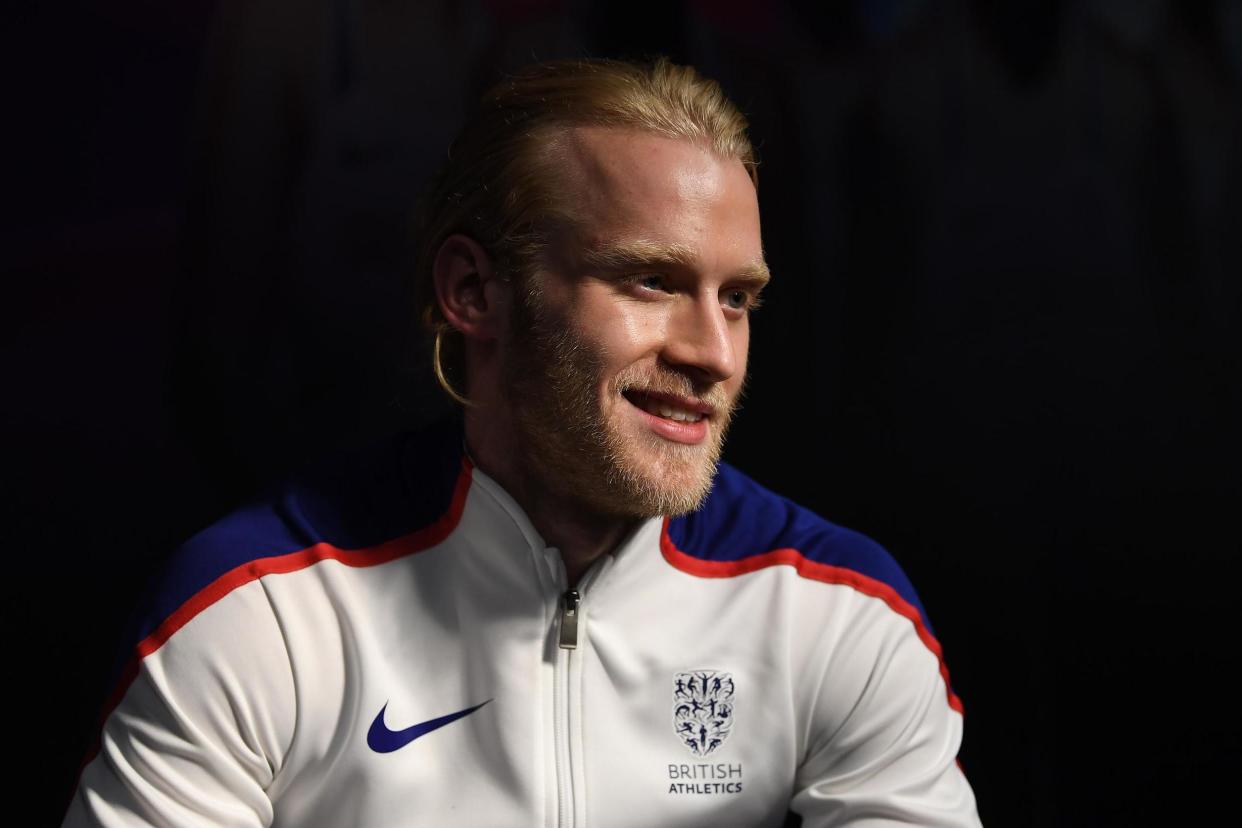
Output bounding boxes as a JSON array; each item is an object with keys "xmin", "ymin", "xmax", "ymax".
[{"xmin": 502, "ymin": 284, "xmax": 740, "ymax": 519}]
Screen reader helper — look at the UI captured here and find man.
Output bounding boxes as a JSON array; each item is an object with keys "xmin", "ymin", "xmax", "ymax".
[{"xmin": 65, "ymin": 58, "xmax": 980, "ymax": 826}]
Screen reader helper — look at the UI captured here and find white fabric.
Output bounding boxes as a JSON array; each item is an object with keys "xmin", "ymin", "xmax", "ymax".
[{"xmin": 65, "ymin": 466, "xmax": 980, "ymax": 827}]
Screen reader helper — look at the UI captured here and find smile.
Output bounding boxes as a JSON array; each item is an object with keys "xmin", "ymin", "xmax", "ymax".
[
  {"xmin": 626, "ymin": 393, "xmax": 704, "ymax": 423},
  {"xmin": 622, "ymin": 390, "xmax": 712, "ymax": 423},
  {"xmin": 621, "ymin": 390, "xmax": 713, "ymax": 446}
]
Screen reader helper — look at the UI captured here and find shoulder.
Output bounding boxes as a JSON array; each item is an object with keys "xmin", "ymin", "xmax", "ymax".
[
  {"xmin": 131, "ymin": 418, "xmax": 469, "ymax": 652},
  {"xmin": 664, "ymin": 462, "xmax": 933, "ymax": 637},
  {"xmin": 667, "ymin": 462, "xmax": 964, "ymax": 715}
]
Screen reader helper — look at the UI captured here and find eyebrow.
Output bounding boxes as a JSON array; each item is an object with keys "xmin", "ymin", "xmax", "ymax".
[{"xmin": 580, "ymin": 238, "xmax": 771, "ymax": 289}]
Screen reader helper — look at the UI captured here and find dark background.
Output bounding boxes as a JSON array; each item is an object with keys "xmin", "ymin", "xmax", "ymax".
[{"xmin": 6, "ymin": 1, "xmax": 1239, "ymax": 824}]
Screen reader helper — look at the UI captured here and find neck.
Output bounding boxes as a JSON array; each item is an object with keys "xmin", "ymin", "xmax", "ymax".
[{"xmin": 465, "ymin": 410, "xmax": 639, "ymax": 587}]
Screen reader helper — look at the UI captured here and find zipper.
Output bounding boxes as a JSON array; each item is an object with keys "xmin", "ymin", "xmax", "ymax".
[
  {"xmin": 558, "ymin": 589, "xmax": 580, "ymax": 649},
  {"xmin": 551, "ymin": 562, "xmax": 608, "ymax": 827},
  {"xmin": 553, "ymin": 587, "xmax": 579, "ymax": 827},
  {"xmin": 553, "ymin": 633, "xmax": 573, "ymax": 827}
]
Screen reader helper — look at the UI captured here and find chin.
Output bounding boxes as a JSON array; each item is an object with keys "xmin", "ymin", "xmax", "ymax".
[{"xmin": 601, "ymin": 430, "xmax": 721, "ymax": 518}]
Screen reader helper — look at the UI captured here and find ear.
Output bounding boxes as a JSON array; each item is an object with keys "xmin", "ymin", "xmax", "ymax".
[{"xmin": 432, "ymin": 234, "xmax": 509, "ymax": 341}]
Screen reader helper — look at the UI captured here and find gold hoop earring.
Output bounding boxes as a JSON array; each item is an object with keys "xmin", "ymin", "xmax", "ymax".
[{"xmin": 433, "ymin": 326, "xmax": 473, "ymax": 407}]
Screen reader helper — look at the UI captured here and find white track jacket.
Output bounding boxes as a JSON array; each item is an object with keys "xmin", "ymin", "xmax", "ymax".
[{"xmin": 65, "ymin": 419, "xmax": 980, "ymax": 826}]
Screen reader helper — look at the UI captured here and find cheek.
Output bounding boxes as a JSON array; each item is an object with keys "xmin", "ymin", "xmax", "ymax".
[
  {"xmin": 617, "ymin": 309, "xmax": 667, "ymax": 354},
  {"xmin": 576, "ymin": 297, "xmax": 666, "ymax": 366}
]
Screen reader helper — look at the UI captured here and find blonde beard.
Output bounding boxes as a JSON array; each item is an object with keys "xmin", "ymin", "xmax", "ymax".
[{"xmin": 502, "ymin": 288, "xmax": 739, "ymax": 519}]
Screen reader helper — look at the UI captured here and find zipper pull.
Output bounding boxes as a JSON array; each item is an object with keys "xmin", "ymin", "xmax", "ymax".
[{"xmin": 558, "ymin": 589, "xmax": 580, "ymax": 650}]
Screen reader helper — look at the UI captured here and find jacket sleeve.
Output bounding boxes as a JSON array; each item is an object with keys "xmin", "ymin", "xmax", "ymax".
[
  {"xmin": 63, "ymin": 579, "xmax": 297, "ymax": 827},
  {"xmin": 790, "ymin": 591, "xmax": 981, "ymax": 826}
]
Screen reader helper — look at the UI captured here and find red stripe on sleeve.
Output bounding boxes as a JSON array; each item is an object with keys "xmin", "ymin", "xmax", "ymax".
[
  {"xmin": 70, "ymin": 457, "xmax": 474, "ymax": 800},
  {"xmin": 659, "ymin": 517, "xmax": 965, "ymax": 715}
]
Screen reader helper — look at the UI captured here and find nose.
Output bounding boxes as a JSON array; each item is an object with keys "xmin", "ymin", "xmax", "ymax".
[{"xmin": 660, "ymin": 295, "xmax": 738, "ymax": 384}]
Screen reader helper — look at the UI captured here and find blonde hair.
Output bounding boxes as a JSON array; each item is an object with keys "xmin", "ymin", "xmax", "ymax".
[{"xmin": 415, "ymin": 57, "xmax": 758, "ymax": 405}]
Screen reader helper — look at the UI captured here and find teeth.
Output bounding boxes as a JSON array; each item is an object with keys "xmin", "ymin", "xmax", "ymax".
[{"xmin": 635, "ymin": 395, "xmax": 703, "ymax": 423}]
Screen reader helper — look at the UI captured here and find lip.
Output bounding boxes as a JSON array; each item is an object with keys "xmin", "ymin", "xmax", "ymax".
[
  {"xmin": 622, "ymin": 390, "xmax": 711, "ymax": 445},
  {"xmin": 629, "ymin": 390, "xmax": 716, "ymax": 418}
]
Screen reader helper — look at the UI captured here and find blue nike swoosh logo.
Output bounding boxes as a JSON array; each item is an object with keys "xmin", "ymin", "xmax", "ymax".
[{"xmin": 366, "ymin": 699, "xmax": 493, "ymax": 753}]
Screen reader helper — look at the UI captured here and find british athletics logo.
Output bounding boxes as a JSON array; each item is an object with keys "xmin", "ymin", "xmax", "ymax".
[{"xmin": 672, "ymin": 670, "xmax": 734, "ymax": 757}]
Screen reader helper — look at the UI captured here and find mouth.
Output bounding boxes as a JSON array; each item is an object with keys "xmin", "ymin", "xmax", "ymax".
[
  {"xmin": 620, "ymin": 389, "xmax": 715, "ymax": 446},
  {"xmin": 621, "ymin": 389, "xmax": 713, "ymax": 423}
]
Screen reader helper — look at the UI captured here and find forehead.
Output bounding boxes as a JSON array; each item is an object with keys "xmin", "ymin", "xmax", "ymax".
[{"xmin": 550, "ymin": 126, "xmax": 762, "ymax": 267}]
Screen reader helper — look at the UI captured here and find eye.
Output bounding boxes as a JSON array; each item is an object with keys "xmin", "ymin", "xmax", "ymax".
[
  {"xmin": 629, "ymin": 273, "xmax": 670, "ymax": 293},
  {"xmin": 722, "ymin": 288, "xmax": 762, "ymax": 312}
]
